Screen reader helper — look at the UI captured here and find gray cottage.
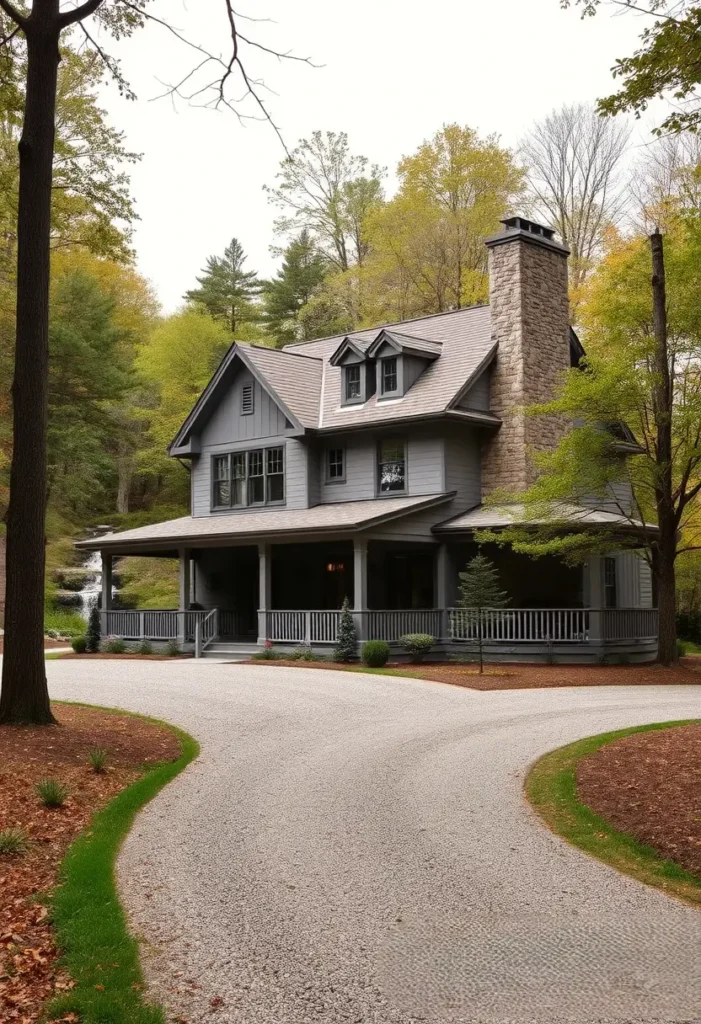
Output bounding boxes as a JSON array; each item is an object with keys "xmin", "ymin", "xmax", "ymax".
[{"xmin": 78, "ymin": 217, "xmax": 658, "ymax": 661}]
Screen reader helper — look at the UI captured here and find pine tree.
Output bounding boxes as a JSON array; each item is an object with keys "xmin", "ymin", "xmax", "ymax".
[
  {"xmin": 263, "ymin": 230, "xmax": 328, "ymax": 346},
  {"xmin": 457, "ymin": 553, "xmax": 508, "ymax": 673},
  {"xmin": 86, "ymin": 605, "xmax": 101, "ymax": 654},
  {"xmin": 334, "ymin": 596, "xmax": 357, "ymax": 662},
  {"xmin": 185, "ymin": 237, "xmax": 261, "ymax": 334}
]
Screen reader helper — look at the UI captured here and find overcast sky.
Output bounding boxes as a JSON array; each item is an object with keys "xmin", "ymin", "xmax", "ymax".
[{"xmin": 96, "ymin": 0, "xmax": 650, "ymax": 312}]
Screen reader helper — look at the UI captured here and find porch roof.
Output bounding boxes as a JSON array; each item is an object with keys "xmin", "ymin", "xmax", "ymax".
[
  {"xmin": 77, "ymin": 492, "xmax": 455, "ymax": 553},
  {"xmin": 433, "ymin": 502, "xmax": 657, "ymax": 533}
]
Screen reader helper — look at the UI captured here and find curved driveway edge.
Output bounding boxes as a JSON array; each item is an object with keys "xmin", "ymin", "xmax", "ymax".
[{"xmin": 45, "ymin": 660, "xmax": 701, "ymax": 1023}]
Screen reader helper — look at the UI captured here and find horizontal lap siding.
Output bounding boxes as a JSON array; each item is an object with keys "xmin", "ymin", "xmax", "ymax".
[
  {"xmin": 444, "ymin": 431, "xmax": 481, "ymax": 508},
  {"xmin": 639, "ymin": 559, "xmax": 653, "ymax": 608},
  {"xmin": 318, "ymin": 436, "xmax": 375, "ymax": 503}
]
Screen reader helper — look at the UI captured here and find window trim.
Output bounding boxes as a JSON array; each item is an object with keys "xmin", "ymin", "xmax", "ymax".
[
  {"xmin": 603, "ymin": 556, "xmax": 617, "ymax": 609},
  {"xmin": 380, "ymin": 355, "xmax": 399, "ymax": 397},
  {"xmin": 376, "ymin": 437, "xmax": 407, "ymax": 495},
  {"xmin": 211, "ymin": 444, "xmax": 285, "ymax": 511},
  {"xmin": 343, "ymin": 363, "xmax": 364, "ymax": 405},
  {"xmin": 325, "ymin": 446, "xmax": 346, "ymax": 484}
]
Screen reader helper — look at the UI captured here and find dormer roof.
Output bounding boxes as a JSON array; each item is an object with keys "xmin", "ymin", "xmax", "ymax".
[
  {"xmin": 366, "ymin": 329, "xmax": 442, "ymax": 360},
  {"xmin": 329, "ymin": 337, "xmax": 368, "ymax": 366}
]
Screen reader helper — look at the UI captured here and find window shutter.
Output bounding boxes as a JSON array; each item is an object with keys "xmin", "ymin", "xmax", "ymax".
[{"xmin": 241, "ymin": 383, "xmax": 254, "ymax": 415}]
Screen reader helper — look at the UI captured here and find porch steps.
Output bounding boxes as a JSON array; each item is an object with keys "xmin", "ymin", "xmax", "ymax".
[{"xmin": 202, "ymin": 642, "xmax": 260, "ymax": 661}]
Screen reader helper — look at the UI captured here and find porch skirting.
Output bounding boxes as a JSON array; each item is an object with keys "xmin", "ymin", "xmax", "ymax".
[{"xmin": 102, "ymin": 606, "xmax": 659, "ymax": 664}]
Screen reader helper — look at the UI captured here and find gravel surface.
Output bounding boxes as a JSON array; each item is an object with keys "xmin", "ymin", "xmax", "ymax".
[{"xmin": 43, "ymin": 660, "xmax": 701, "ymax": 1024}]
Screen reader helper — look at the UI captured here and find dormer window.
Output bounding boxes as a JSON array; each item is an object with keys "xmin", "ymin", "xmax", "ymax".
[
  {"xmin": 380, "ymin": 357, "xmax": 398, "ymax": 396},
  {"xmin": 346, "ymin": 364, "xmax": 361, "ymax": 401}
]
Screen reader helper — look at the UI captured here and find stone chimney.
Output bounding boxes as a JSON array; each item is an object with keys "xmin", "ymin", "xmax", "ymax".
[{"xmin": 481, "ymin": 216, "xmax": 571, "ymax": 497}]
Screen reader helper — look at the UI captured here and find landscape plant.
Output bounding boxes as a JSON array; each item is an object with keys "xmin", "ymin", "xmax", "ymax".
[
  {"xmin": 0, "ymin": 827, "xmax": 28, "ymax": 855},
  {"xmin": 85, "ymin": 605, "xmax": 101, "ymax": 653},
  {"xmin": 101, "ymin": 637, "xmax": 126, "ymax": 654},
  {"xmin": 165, "ymin": 639, "xmax": 180, "ymax": 657},
  {"xmin": 136, "ymin": 639, "xmax": 153, "ymax": 655},
  {"xmin": 36, "ymin": 778, "xmax": 69, "ymax": 808},
  {"xmin": 457, "ymin": 553, "xmax": 509, "ymax": 673},
  {"xmin": 361, "ymin": 640, "xmax": 390, "ymax": 667},
  {"xmin": 333, "ymin": 597, "xmax": 357, "ymax": 662},
  {"xmin": 398, "ymin": 633, "xmax": 435, "ymax": 663},
  {"xmin": 71, "ymin": 635, "xmax": 87, "ymax": 654},
  {"xmin": 88, "ymin": 748, "xmax": 108, "ymax": 773}
]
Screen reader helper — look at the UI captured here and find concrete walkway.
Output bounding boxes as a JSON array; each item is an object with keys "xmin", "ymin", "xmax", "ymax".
[{"xmin": 45, "ymin": 661, "xmax": 701, "ymax": 1023}]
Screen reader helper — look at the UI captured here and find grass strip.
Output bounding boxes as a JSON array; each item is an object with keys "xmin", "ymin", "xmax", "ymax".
[
  {"xmin": 46, "ymin": 703, "xmax": 199, "ymax": 1023},
  {"xmin": 526, "ymin": 719, "xmax": 701, "ymax": 907}
]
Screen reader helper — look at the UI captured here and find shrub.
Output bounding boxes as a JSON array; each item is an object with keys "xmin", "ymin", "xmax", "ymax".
[
  {"xmin": 0, "ymin": 827, "xmax": 29, "ymax": 855},
  {"xmin": 136, "ymin": 639, "xmax": 153, "ymax": 656},
  {"xmin": 333, "ymin": 597, "xmax": 357, "ymax": 662},
  {"xmin": 85, "ymin": 604, "xmax": 101, "ymax": 653},
  {"xmin": 362, "ymin": 640, "xmax": 390, "ymax": 667},
  {"xmin": 36, "ymin": 778, "xmax": 69, "ymax": 808},
  {"xmin": 252, "ymin": 646, "xmax": 282, "ymax": 660},
  {"xmin": 165, "ymin": 639, "xmax": 180, "ymax": 657},
  {"xmin": 88, "ymin": 748, "xmax": 108, "ymax": 773},
  {"xmin": 290, "ymin": 644, "xmax": 325, "ymax": 662},
  {"xmin": 399, "ymin": 633, "xmax": 434, "ymax": 662},
  {"xmin": 71, "ymin": 635, "xmax": 87, "ymax": 654},
  {"xmin": 101, "ymin": 637, "xmax": 126, "ymax": 654}
]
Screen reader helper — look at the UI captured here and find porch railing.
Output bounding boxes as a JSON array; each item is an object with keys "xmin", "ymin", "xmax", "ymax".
[{"xmin": 103, "ymin": 606, "xmax": 659, "ymax": 647}]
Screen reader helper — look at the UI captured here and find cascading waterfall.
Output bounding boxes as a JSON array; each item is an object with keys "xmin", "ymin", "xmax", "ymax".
[{"xmin": 77, "ymin": 551, "xmax": 106, "ymax": 621}]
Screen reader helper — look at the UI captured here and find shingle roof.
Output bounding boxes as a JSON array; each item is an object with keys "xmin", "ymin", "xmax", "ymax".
[
  {"xmin": 287, "ymin": 305, "xmax": 495, "ymax": 431},
  {"xmin": 433, "ymin": 502, "xmax": 657, "ymax": 532},
  {"xmin": 77, "ymin": 493, "xmax": 455, "ymax": 551},
  {"xmin": 244, "ymin": 345, "xmax": 322, "ymax": 429}
]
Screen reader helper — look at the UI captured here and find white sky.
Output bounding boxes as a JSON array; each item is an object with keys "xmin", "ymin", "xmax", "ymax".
[{"xmin": 96, "ymin": 0, "xmax": 651, "ymax": 312}]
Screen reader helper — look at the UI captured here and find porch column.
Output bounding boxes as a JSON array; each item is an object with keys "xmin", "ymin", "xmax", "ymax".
[
  {"xmin": 434, "ymin": 543, "xmax": 451, "ymax": 640},
  {"xmin": 353, "ymin": 538, "xmax": 368, "ymax": 642},
  {"xmin": 587, "ymin": 556, "xmax": 604, "ymax": 643},
  {"xmin": 100, "ymin": 551, "xmax": 112, "ymax": 635},
  {"xmin": 177, "ymin": 547, "xmax": 191, "ymax": 645},
  {"xmin": 257, "ymin": 542, "xmax": 271, "ymax": 645}
]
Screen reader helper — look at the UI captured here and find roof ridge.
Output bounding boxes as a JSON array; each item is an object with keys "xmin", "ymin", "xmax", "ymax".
[
  {"xmin": 247, "ymin": 343, "xmax": 323, "ymax": 363},
  {"xmin": 286, "ymin": 303, "xmax": 490, "ymax": 350}
]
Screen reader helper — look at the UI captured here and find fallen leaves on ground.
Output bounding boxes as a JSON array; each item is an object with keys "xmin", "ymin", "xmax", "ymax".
[{"xmin": 0, "ymin": 703, "xmax": 180, "ymax": 1022}]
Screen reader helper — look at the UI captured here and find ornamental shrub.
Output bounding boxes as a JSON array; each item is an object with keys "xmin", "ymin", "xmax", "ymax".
[
  {"xmin": 36, "ymin": 778, "xmax": 69, "ymax": 808},
  {"xmin": 85, "ymin": 604, "xmax": 101, "ymax": 653},
  {"xmin": 333, "ymin": 597, "xmax": 357, "ymax": 662},
  {"xmin": 399, "ymin": 633, "xmax": 434, "ymax": 662},
  {"xmin": 101, "ymin": 637, "xmax": 126, "ymax": 654},
  {"xmin": 71, "ymin": 635, "xmax": 87, "ymax": 654},
  {"xmin": 361, "ymin": 640, "xmax": 390, "ymax": 667}
]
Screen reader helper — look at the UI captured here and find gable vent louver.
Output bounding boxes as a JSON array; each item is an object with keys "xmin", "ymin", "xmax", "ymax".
[{"xmin": 241, "ymin": 383, "xmax": 254, "ymax": 415}]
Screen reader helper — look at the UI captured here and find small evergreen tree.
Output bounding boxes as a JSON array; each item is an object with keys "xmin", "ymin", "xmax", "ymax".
[
  {"xmin": 262, "ymin": 230, "xmax": 328, "ymax": 346},
  {"xmin": 334, "ymin": 596, "xmax": 357, "ymax": 662},
  {"xmin": 457, "ymin": 553, "xmax": 508, "ymax": 673},
  {"xmin": 86, "ymin": 605, "xmax": 102, "ymax": 654},
  {"xmin": 185, "ymin": 237, "xmax": 261, "ymax": 333}
]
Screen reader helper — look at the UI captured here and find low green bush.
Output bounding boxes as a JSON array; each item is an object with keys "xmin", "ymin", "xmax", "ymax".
[
  {"xmin": 101, "ymin": 638, "xmax": 127, "ymax": 654},
  {"xmin": 136, "ymin": 639, "xmax": 153, "ymax": 656},
  {"xmin": 88, "ymin": 748, "xmax": 108, "ymax": 773},
  {"xmin": 290, "ymin": 645, "xmax": 326, "ymax": 662},
  {"xmin": 71, "ymin": 635, "xmax": 87, "ymax": 654},
  {"xmin": 165, "ymin": 639, "xmax": 180, "ymax": 657},
  {"xmin": 362, "ymin": 640, "xmax": 390, "ymax": 667},
  {"xmin": 36, "ymin": 778, "xmax": 69, "ymax": 808},
  {"xmin": 399, "ymin": 633, "xmax": 434, "ymax": 662},
  {"xmin": 0, "ymin": 827, "xmax": 29, "ymax": 855},
  {"xmin": 252, "ymin": 646, "xmax": 284, "ymax": 660}
]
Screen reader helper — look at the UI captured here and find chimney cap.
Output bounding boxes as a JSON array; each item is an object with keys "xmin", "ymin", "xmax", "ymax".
[{"xmin": 485, "ymin": 215, "xmax": 570, "ymax": 256}]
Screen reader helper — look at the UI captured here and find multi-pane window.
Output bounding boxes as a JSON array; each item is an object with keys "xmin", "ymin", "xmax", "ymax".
[
  {"xmin": 381, "ymin": 356, "xmax": 398, "ymax": 395},
  {"xmin": 345, "ymin": 364, "xmax": 361, "ymax": 401},
  {"xmin": 604, "ymin": 557, "xmax": 617, "ymax": 609},
  {"xmin": 327, "ymin": 447, "xmax": 345, "ymax": 482},
  {"xmin": 378, "ymin": 438, "xmax": 406, "ymax": 493},
  {"xmin": 212, "ymin": 446, "xmax": 285, "ymax": 509}
]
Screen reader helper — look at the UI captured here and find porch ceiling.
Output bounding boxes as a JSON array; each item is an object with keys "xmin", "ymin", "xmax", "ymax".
[{"xmin": 76, "ymin": 493, "xmax": 456, "ymax": 554}]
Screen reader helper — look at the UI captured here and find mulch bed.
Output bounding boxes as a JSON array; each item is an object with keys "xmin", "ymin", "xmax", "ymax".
[
  {"xmin": 242, "ymin": 659, "xmax": 701, "ymax": 690},
  {"xmin": 576, "ymin": 724, "xmax": 701, "ymax": 877},
  {"xmin": 57, "ymin": 653, "xmax": 191, "ymax": 660},
  {"xmin": 0, "ymin": 703, "xmax": 180, "ymax": 1023}
]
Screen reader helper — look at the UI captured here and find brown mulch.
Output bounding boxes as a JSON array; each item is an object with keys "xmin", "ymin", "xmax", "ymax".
[
  {"xmin": 576, "ymin": 724, "xmax": 701, "ymax": 878},
  {"xmin": 0, "ymin": 703, "xmax": 181, "ymax": 1023},
  {"xmin": 242, "ymin": 658, "xmax": 701, "ymax": 690}
]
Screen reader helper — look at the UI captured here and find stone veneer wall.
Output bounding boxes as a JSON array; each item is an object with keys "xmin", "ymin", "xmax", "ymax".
[{"xmin": 481, "ymin": 234, "xmax": 570, "ymax": 497}]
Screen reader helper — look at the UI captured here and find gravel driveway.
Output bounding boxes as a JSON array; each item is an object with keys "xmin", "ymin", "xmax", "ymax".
[{"xmin": 45, "ymin": 660, "xmax": 701, "ymax": 1023}]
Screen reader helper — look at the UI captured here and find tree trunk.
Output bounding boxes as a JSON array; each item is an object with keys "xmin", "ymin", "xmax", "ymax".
[
  {"xmin": 0, "ymin": 10, "xmax": 61, "ymax": 724},
  {"xmin": 649, "ymin": 230, "xmax": 677, "ymax": 667},
  {"xmin": 116, "ymin": 448, "xmax": 131, "ymax": 514}
]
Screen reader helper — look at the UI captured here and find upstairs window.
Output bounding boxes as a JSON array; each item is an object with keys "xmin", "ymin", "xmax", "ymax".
[
  {"xmin": 604, "ymin": 557, "xmax": 617, "ymax": 608},
  {"xmin": 241, "ymin": 382, "xmax": 254, "ymax": 415},
  {"xmin": 378, "ymin": 438, "xmax": 406, "ymax": 493},
  {"xmin": 345, "ymin": 364, "xmax": 362, "ymax": 402},
  {"xmin": 381, "ymin": 356, "xmax": 398, "ymax": 395},
  {"xmin": 326, "ymin": 447, "xmax": 345, "ymax": 482},
  {"xmin": 211, "ymin": 446, "xmax": 285, "ymax": 510}
]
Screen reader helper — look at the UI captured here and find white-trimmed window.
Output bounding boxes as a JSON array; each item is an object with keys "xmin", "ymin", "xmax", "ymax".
[{"xmin": 212, "ymin": 446, "xmax": 285, "ymax": 509}]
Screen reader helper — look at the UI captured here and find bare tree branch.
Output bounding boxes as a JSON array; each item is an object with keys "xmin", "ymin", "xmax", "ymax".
[{"xmin": 59, "ymin": 0, "xmax": 104, "ymax": 30}]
